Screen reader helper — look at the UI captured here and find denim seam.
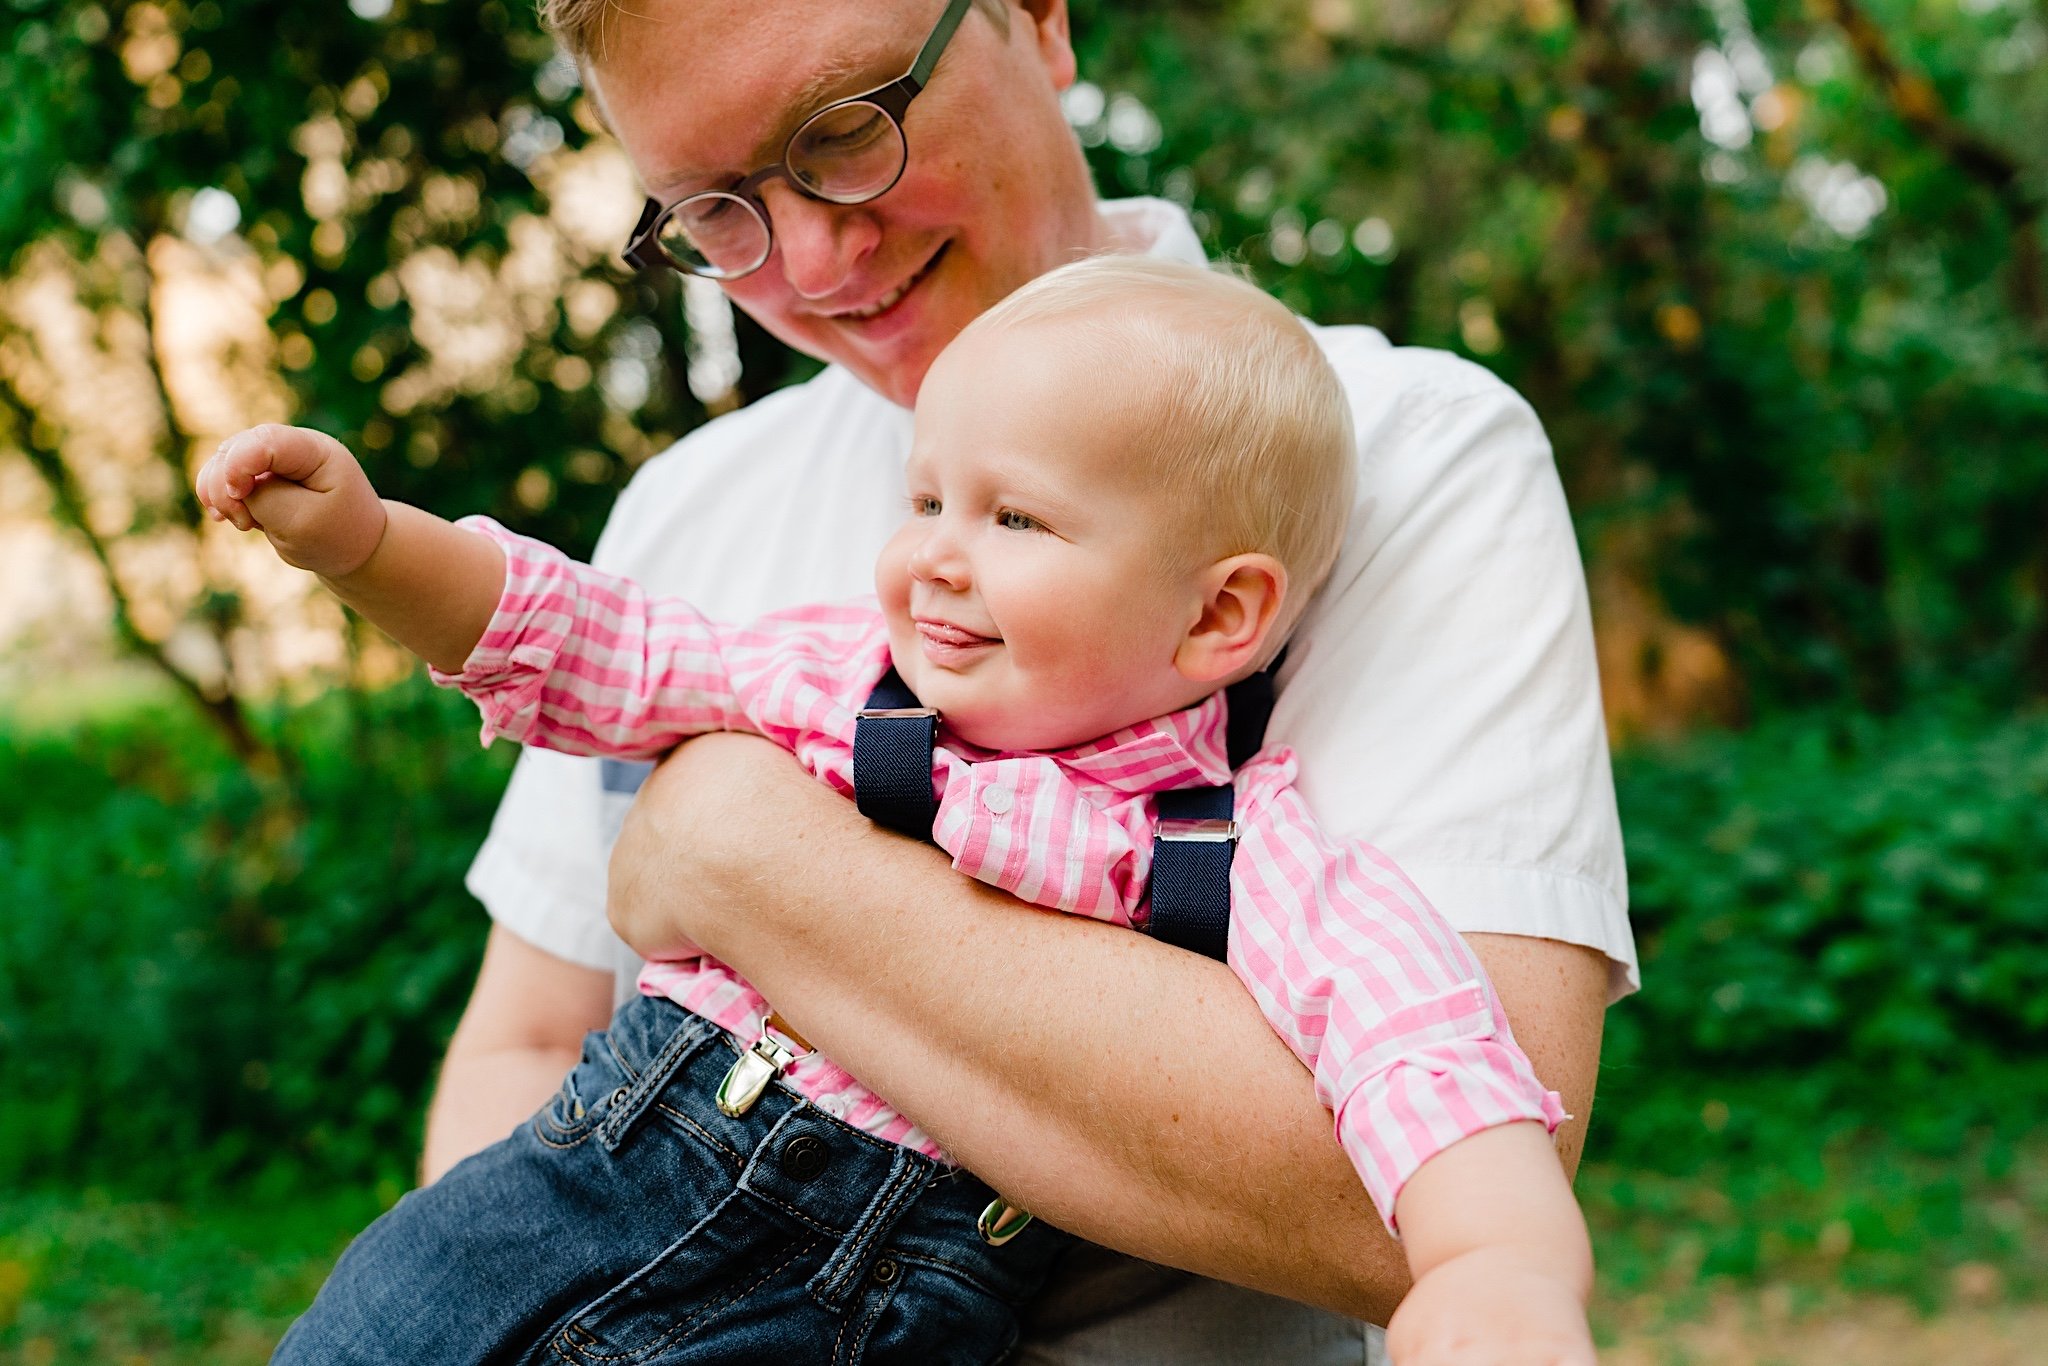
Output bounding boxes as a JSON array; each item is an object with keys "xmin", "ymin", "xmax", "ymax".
[
  {"xmin": 531, "ymin": 1115, "xmax": 602, "ymax": 1151},
  {"xmin": 831, "ymin": 1270, "xmax": 893, "ymax": 1366},
  {"xmin": 746, "ymin": 1185, "xmax": 841, "ymax": 1237},
  {"xmin": 650, "ymin": 1100, "xmax": 745, "ymax": 1170},
  {"xmin": 555, "ymin": 1231, "xmax": 823, "ymax": 1363},
  {"xmin": 890, "ymin": 1247, "xmax": 1012, "ymax": 1304}
]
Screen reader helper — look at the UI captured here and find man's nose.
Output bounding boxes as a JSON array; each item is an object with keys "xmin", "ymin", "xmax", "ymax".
[{"xmin": 758, "ymin": 179, "xmax": 882, "ymax": 301}]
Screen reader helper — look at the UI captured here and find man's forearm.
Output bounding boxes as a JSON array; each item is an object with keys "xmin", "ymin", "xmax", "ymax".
[
  {"xmin": 610, "ymin": 735, "xmax": 1611, "ymax": 1322},
  {"xmin": 614, "ymin": 741, "xmax": 1403, "ymax": 1318},
  {"xmin": 418, "ymin": 924, "xmax": 616, "ymax": 1185},
  {"xmin": 420, "ymin": 1040, "xmax": 581, "ymax": 1185}
]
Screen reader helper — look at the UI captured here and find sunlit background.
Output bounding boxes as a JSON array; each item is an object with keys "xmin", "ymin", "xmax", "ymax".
[{"xmin": 1, "ymin": 0, "xmax": 2043, "ymax": 1361}]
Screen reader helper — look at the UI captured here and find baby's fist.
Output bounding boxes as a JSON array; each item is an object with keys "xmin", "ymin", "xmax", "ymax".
[{"xmin": 197, "ymin": 424, "xmax": 387, "ymax": 579}]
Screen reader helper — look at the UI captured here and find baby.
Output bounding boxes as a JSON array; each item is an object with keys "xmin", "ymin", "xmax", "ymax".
[{"xmin": 206, "ymin": 257, "xmax": 1595, "ymax": 1365}]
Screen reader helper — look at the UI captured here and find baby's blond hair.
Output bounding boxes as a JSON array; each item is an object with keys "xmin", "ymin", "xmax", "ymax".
[{"xmin": 965, "ymin": 256, "xmax": 1356, "ymax": 621}]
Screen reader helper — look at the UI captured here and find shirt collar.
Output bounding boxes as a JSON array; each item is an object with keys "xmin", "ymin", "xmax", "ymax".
[
  {"xmin": 946, "ymin": 689, "xmax": 1234, "ymax": 795},
  {"xmin": 1101, "ymin": 196, "xmax": 1209, "ymax": 267}
]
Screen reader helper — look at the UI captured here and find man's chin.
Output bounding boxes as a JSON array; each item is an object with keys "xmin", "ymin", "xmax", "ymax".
[{"xmin": 836, "ymin": 346, "xmax": 937, "ymax": 410}]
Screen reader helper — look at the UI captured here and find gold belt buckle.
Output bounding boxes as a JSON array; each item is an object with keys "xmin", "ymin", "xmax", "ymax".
[{"xmin": 715, "ymin": 1013, "xmax": 811, "ymax": 1118}]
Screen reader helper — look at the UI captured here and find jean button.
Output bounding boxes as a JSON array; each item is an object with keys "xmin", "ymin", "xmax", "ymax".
[{"xmin": 781, "ymin": 1134, "xmax": 830, "ymax": 1181}]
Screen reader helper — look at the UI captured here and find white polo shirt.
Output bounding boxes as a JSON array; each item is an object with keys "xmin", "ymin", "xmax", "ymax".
[{"xmin": 465, "ymin": 197, "xmax": 1637, "ymax": 1001}]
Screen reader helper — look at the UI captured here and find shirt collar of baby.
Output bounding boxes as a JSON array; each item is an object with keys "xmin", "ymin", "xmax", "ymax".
[{"xmin": 1038, "ymin": 690, "xmax": 1234, "ymax": 795}]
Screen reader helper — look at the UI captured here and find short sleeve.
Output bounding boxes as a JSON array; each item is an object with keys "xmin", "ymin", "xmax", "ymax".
[
  {"xmin": 463, "ymin": 745, "xmax": 643, "ymax": 993},
  {"xmin": 1278, "ymin": 333, "xmax": 1636, "ymax": 998}
]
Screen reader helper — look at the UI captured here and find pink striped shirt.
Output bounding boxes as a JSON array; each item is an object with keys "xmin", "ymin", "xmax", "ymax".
[{"xmin": 438, "ymin": 519, "xmax": 1566, "ymax": 1232}]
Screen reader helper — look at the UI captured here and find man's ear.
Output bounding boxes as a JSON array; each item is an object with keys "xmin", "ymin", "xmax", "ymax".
[
  {"xmin": 1174, "ymin": 554, "xmax": 1287, "ymax": 686},
  {"xmin": 1015, "ymin": 0, "xmax": 1077, "ymax": 90}
]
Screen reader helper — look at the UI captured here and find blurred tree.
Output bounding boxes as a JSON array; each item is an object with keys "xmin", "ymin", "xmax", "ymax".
[
  {"xmin": 0, "ymin": 0, "xmax": 785, "ymax": 764},
  {"xmin": 1069, "ymin": 0, "xmax": 2048, "ymax": 727},
  {"xmin": 1, "ymin": 0, "xmax": 2044, "ymax": 758}
]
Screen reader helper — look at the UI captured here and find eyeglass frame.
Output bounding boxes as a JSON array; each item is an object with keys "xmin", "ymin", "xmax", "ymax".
[{"xmin": 622, "ymin": 0, "xmax": 975, "ymax": 281}]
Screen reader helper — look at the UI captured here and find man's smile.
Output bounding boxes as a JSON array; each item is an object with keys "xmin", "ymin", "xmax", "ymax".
[{"xmin": 824, "ymin": 243, "xmax": 950, "ymax": 323}]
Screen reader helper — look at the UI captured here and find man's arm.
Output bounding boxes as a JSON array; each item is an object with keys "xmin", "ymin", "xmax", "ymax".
[
  {"xmin": 608, "ymin": 732, "xmax": 1609, "ymax": 1324},
  {"xmin": 419, "ymin": 925, "xmax": 616, "ymax": 1185}
]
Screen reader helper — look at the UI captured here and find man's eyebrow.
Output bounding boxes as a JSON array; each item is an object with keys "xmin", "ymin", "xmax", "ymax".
[{"xmin": 644, "ymin": 49, "xmax": 892, "ymax": 199}]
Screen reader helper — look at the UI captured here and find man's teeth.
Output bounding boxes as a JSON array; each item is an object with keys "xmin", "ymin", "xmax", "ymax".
[
  {"xmin": 841, "ymin": 256, "xmax": 935, "ymax": 320},
  {"xmin": 846, "ymin": 279, "xmax": 912, "ymax": 320}
]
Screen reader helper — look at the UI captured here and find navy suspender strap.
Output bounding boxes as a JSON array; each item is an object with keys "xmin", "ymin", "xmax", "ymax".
[
  {"xmin": 849, "ymin": 658, "xmax": 1284, "ymax": 961},
  {"xmin": 1147, "ymin": 785, "xmax": 1238, "ymax": 958},
  {"xmin": 1144, "ymin": 653, "xmax": 1284, "ymax": 962},
  {"xmin": 853, "ymin": 669, "xmax": 941, "ymax": 843}
]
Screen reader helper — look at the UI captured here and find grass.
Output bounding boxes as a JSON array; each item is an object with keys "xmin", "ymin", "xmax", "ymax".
[
  {"xmin": 0, "ymin": 1185, "xmax": 381, "ymax": 1366},
  {"xmin": 2, "ymin": 1128, "xmax": 2040, "ymax": 1365}
]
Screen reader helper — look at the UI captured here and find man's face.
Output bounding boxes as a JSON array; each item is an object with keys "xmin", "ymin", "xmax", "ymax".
[{"xmin": 591, "ymin": 0, "xmax": 1105, "ymax": 408}]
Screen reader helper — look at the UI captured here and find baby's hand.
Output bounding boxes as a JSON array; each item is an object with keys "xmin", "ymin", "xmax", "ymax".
[
  {"xmin": 196, "ymin": 424, "xmax": 387, "ymax": 579},
  {"xmin": 1386, "ymin": 1248, "xmax": 1595, "ymax": 1366}
]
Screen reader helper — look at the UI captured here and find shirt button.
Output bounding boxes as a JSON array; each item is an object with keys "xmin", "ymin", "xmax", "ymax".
[{"xmin": 981, "ymin": 785, "xmax": 1014, "ymax": 815}]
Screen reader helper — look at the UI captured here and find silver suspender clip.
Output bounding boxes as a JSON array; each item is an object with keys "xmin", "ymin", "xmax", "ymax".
[
  {"xmin": 1157, "ymin": 817, "xmax": 1240, "ymax": 843},
  {"xmin": 857, "ymin": 705, "xmax": 940, "ymax": 720},
  {"xmin": 715, "ymin": 1021, "xmax": 808, "ymax": 1118}
]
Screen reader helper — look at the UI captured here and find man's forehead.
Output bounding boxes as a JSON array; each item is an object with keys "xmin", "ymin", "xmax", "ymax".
[{"xmin": 597, "ymin": 0, "xmax": 944, "ymax": 196}]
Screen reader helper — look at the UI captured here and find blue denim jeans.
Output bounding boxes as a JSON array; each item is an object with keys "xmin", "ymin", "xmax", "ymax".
[{"xmin": 274, "ymin": 996, "xmax": 1071, "ymax": 1364}]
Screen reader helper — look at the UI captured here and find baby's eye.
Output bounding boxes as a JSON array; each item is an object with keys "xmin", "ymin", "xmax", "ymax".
[
  {"xmin": 997, "ymin": 509, "xmax": 1044, "ymax": 533},
  {"xmin": 908, "ymin": 494, "xmax": 942, "ymax": 517}
]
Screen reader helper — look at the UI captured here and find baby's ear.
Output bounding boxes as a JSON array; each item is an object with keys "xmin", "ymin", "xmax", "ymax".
[{"xmin": 1174, "ymin": 554, "xmax": 1287, "ymax": 686}]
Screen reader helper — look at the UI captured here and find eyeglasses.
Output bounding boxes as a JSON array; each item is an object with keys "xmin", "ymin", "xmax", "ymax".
[{"xmin": 623, "ymin": 0, "xmax": 973, "ymax": 281}]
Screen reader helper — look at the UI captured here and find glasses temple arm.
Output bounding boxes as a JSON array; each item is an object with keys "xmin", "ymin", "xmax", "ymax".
[{"xmin": 905, "ymin": 0, "xmax": 973, "ymax": 93}]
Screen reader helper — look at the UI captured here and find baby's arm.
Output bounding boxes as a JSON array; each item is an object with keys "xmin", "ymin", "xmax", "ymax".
[
  {"xmin": 1227, "ymin": 773, "xmax": 1592, "ymax": 1363},
  {"xmin": 1386, "ymin": 1123, "xmax": 1593, "ymax": 1365},
  {"xmin": 198, "ymin": 424, "xmax": 755, "ymax": 759},
  {"xmin": 195, "ymin": 424, "xmax": 505, "ymax": 674}
]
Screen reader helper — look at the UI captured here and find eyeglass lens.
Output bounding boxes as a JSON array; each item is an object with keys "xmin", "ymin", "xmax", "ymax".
[{"xmin": 655, "ymin": 99, "xmax": 909, "ymax": 279}]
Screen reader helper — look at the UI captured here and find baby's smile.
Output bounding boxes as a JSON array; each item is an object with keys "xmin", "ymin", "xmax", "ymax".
[{"xmin": 913, "ymin": 615, "xmax": 1003, "ymax": 667}]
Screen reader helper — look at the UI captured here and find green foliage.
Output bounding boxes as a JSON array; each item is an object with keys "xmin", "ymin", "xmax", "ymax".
[
  {"xmin": 0, "ymin": 0, "xmax": 803, "ymax": 563},
  {"xmin": 1067, "ymin": 0, "xmax": 2048, "ymax": 708},
  {"xmin": 0, "ymin": 681, "xmax": 510, "ymax": 1192},
  {"xmin": 1610, "ymin": 705, "xmax": 2048, "ymax": 1074},
  {"xmin": 1580, "ymin": 1127, "xmax": 2047, "ymax": 1309},
  {"xmin": 5, "ymin": 688, "xmax": 2043, "ymax": 1196}
]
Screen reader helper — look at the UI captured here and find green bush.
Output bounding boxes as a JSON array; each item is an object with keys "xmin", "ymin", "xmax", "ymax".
[
  {"xmin": 6, "ymin": 688, "xmax": 2045, "ymax": 1192},
  {"xmin": 0, "ymin": 681, "xmax": 507, "ymax": 1193},
  {"xmin": 1598, "ymin": 704, "xmax": 2048, "ymax": 1167}
]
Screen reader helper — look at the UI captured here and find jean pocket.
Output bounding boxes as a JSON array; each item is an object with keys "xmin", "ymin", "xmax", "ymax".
[{"xmin": 550, "ymin": 1190, "xmax": 828, "ymax": 1364}]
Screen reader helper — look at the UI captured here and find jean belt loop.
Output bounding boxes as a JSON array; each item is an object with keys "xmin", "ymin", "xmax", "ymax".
[
  {"xmin": 806, "ymin": 1142, "xmax": 929, "ymax": 1312},
  {"xmin": 598, "ymin": 1011, "xmax": 713, "ymax": 1154}
]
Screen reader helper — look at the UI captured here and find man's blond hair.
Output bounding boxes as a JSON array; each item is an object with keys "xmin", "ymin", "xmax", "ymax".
[
  {"xmin": 539, "ymin": 0, "xmax": 1010, "ymax": 65},
  {"xmin": 967, "ymin": 255, "xmax": 1356, "ymax": 617}
]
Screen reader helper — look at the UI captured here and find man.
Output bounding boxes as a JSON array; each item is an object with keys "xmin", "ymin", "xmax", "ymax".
[{"xmin": 426, "ymin": 1, "xmax": 1635, "ymax": 1360}]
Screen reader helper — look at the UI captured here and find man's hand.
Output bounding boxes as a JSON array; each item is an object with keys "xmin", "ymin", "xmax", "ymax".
[{"xmin": 196, "ymin": 423, "xmax": 386, "ymax": 578}]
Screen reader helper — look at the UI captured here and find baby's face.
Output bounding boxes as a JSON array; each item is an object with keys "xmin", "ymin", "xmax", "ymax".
[{"xmin": 875, "ymin": 323, "xmax": 1212, "ymax": 752}]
